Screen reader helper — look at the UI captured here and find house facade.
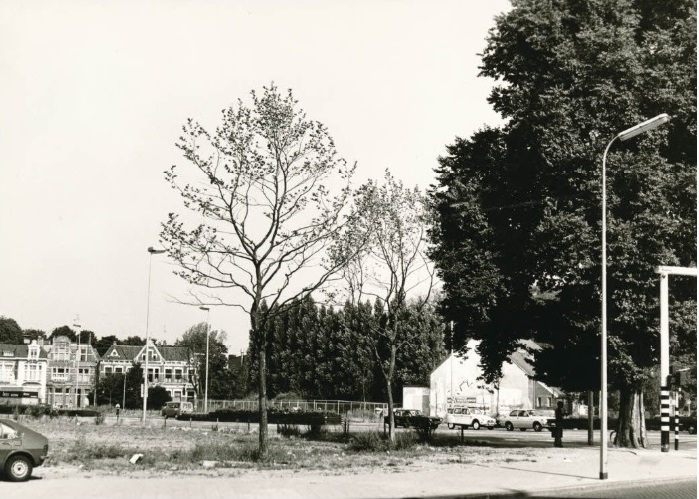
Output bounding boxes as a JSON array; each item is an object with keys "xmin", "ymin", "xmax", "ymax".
[
  {"xmin": 44, "ymin": 335, "xmax": 100, "ymax": 408},
  {"xmin": 430, "ymin": 339, "xmax": 567, "ymax": 418},
  {"xmin": 100, "ymin": 340, "xmax": 197, "ymax": 402},
  {"xmin": 0, "ymin": 341, "xmax": 49, "ymax": 405}
]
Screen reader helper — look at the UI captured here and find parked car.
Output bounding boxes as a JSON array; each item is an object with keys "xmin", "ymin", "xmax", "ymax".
[
  {"xmin": 499, "ymin": 409, "xmax": 554, "ymax": 432},
  {"xmin": 445, "ymin": 407, "xmax": 496, "ymax": 430},
  {"xmin": 682, "ymin": 412, "xmax": 696, "ymax": 434},
  {"xmin": 385, "ymin": 409, "xmax": 442, "ymax": 430},
  {"xmin": 0, "ymin": 418, "xmax": 49, "ymax": 482},
  {"xmin": 161, "ymin": 401, "xmax": 194, "ymax": 418}
]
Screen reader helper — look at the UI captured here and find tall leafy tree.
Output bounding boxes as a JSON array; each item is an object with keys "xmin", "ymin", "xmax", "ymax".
[
  {"xmin": 49, "ymin": 325, "xmax": 77, "ymax": 342},
  {"xmin": 0, "ymin": 317, "xmax": 23, "ymax": 344},
  {"xmin": 333, "ymin": 172, "xmax": 436, "ymax": 440},
  {"xmin": 429, "ymin": 0, "xmax": 696, "ymax": 448},
  {"xmin": 22, "ymin": 329, "xmax": 47, "ymax": 342},
  {"xmin": 176, "ymin": 322, "xmax": 230, "ymax": 402},
  {"xmin": 161, "ymin": 84, "xmax": 363, "ymax": 455}
]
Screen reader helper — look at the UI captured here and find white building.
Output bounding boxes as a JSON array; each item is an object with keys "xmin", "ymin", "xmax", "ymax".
[
  {"xmin": 430, "ymin": 339, "xmax": 564, "ymax": 418},
  {"xmin": 0, "ymin": 341, "xmax": 49, "ymax": 405}
]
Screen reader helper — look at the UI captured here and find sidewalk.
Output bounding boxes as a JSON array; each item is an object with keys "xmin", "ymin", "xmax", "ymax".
[{"xmin": 8, "ymin": 445, "xmax": 696, "ymax": 499}]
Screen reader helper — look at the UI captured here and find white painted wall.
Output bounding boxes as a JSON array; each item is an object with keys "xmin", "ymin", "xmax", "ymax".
[{"xmin": 430, "ymin": 340, "xmax": 534, "ymax": 418}]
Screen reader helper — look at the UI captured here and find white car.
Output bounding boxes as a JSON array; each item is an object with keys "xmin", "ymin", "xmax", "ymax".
[
  {"xmin": 499, "ymin": 409, "xmax": 553, "ymax": 432},
  {"xmin": 445, "ymin": 407, "xmax": 496, "ymax": 430}
]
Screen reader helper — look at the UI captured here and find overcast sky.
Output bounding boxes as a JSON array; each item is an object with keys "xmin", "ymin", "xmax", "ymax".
[{"xmin": 0, "ymin": 0, "xmax": 510, "ymax": 354}]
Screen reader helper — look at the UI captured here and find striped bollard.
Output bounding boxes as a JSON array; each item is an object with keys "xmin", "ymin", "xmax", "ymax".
[{"xmin": 660, "ymin": 385, "xmax": 670, "ymax": 452}]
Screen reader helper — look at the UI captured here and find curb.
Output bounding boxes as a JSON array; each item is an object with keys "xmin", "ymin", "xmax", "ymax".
[{"xmin": 431, "ymin": 474, "xmax": 697, "ymax": 499}]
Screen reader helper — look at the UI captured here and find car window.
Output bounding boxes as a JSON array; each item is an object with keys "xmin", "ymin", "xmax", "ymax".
[
  {"xmin": 519, "ymin": 410, "xmax": 528, "ymax": 417},
  {"xmin": 509, "ymin": 410, "xmax": 518, "ymax": 416},
  {"xmin": 0, "ymin": 422, "xmax": 18, "ymax": 439}
]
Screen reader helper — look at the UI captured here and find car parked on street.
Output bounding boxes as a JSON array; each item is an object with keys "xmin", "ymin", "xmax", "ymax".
[
  {"xmin": 498, "ymin": 409, "xmax": 554, "ymax": 432},
  {"xmin": 161, "ymin": 401, "xmax": 194, "ymax": 418},
  {"xmin": 0, "ymin": 418, "xmax": 49, "ymax": 481},
  {"xmin": 385, "ymin": 409, "xmax": 442, "ymax": 431},
  {"xmin": 682, "ymin": 412, "xmax": 696, "ymax": 434},
  {"xmin": 445, "ymin": 407, "xmax": 496, "ymax": 430}
]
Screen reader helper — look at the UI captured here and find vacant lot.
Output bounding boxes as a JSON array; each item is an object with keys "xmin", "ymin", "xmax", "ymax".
[{"xmin": 16, "ymin": 416, "xmax": 566, "ymax": 479}]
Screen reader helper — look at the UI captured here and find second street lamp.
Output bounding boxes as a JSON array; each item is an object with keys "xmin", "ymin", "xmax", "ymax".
[
  {"xmin": 599, "ymin": 113, "xmax": 669, "ymax": 480},
  {"xmin": 200, "ymin": 306, "xmax": 210, "ymax": 414},
  {"xmin": 143, "ymin": 246, "xmax": 166, "ymax": 424}
]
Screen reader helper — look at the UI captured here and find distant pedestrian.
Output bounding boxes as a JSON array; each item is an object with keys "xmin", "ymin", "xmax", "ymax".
[{"xmin": 554, "ymin": 400, "xmax": 565, "ymax": 447}]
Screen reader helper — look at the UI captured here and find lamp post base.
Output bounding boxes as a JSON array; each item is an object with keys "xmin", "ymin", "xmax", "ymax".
[
  {"xmin": 599, "ymin": 472, "xmax": 608, "ymax": 480},
  {"xmin": 661, "ymin": 444, "xmax": 670, "ymax": 453}
]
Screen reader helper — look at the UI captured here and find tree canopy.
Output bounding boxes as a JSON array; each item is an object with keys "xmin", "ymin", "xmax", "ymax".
[
  {"xmin": 161, "ymin": 83, "xmax": 361, "ymax": 455},
  {"xmin": 428, "ymin": 0, "xmax": 696, "ymax": 445}
]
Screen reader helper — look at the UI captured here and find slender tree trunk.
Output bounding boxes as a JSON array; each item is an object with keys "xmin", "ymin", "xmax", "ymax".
[
  {"xmin": 384, "ymin": 342, "xmax": 398, "ymax": 442},
  {"xmin": 258, "ymin": 342, "xmax": 268, "ymax": 456},
  {"xmin": 616, "ymin": 387, "xmax": 647, "ymax": 448}
]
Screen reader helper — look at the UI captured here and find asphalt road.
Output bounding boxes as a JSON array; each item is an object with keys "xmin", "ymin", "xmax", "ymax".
[{"xmin": 524, "ymin": 478, "xmax": 698, "ymax": 499}]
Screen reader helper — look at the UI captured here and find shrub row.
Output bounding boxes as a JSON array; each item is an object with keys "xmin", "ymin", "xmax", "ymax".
[
  {"xmin": 0, "ymin": 404, "xmax": 101, "ymax": 418},
  {"xmin": 176, "ymin": 408, "xmax": 342, "ymax": 426}
]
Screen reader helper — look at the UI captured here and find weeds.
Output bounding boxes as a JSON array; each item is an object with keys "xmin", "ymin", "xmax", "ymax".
[{"xmin": 346, "ymin": 431, "xmax": 418, "ymax": 452}]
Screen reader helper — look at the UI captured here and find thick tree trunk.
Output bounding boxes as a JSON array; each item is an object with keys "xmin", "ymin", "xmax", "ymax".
[
  {"xmin": 587, "ymin": 390, "xmax": 594, "ymax": 446},
  {"xmin": 616, "ymin": 387, "xmax": 648, "ymax": 448}
]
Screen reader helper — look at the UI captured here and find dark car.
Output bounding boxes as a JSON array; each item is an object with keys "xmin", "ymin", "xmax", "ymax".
[
  {"xmin": 682, "ymin": 412, "xmax": 696, "ymax": 434},
  {"xmin": 385, "ymin": 409, "xmax": 442, "ymax": 430},
  {"xmin": 0, "ymin": 418, "xmax": 49, "ymax": 481}
]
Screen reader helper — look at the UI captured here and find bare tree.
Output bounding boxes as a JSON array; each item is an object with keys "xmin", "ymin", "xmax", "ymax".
[
  {"xmin": 161, "ymin": 84, "xmax": 360, "ymax": 455},
  {"xmin": 334, "ymin": 171, "xmax": 436, "ymax": 440}
]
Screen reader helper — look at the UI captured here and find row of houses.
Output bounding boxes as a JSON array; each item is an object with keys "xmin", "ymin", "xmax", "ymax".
[{"xmin": 0, "ymin": 336, "xmax": 197, "ymax": 408}]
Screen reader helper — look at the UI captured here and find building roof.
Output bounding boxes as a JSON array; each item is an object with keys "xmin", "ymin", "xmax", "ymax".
[
  {"xmin": 102, "ymin": 343, "xmax": 191, "ymax": 363},
  {"xmin": 507, "ymin": 339, "xmax": 541, "ymax": 378},
  {"xmin": 0, "ymin": 343, "xmax": 49, "ymax": 359}
]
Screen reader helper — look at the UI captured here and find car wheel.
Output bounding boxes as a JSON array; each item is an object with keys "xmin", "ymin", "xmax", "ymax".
[
  {"xmin": 5, "ymin": 454, "xmax": 33, "ymax": 482},
  {"xmin": 447, "ymin": 423, "xmax": 455, "ymax": 429},
  {"xmin": 505, "ymin": 422, "xmax": 514, "ymax": 431},
  {"xmin": 533, "ymin": 422, "xmax": 542, "ymax": 432},
  {"xmin": 472, "ymin": 420, "xmax": 481, "ymax": 430}
]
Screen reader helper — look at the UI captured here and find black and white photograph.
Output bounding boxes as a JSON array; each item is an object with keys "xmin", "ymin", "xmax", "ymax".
[{"xmin": 0, "ymin": 1, "xmax": 696, "ymax": 497}]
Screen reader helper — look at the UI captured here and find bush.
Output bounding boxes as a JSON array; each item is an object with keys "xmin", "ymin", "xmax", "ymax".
[
  {"xmin": 277, "ymin": 424, "xmax": 301, "ymax": 437},
  {"xmin": 347, "ymin": 431, "xmax": 417, "ymax": 452}
]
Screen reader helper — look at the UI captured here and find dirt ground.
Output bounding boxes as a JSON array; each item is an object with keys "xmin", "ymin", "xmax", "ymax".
[{"xmin": 22, "ymin": 417, "xmax": 555, "ymax": 480}]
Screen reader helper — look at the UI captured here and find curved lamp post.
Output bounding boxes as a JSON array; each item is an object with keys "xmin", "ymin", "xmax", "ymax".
[
  {"xmin": 599, "ymin": 113, "xmax": 669, "ymax": 480},
  {"xmin": 199, "ymin": 306, "xmax": 210, "ymax": 414},
  {"xmin": 143, "ymin": 246, "xmax": 166, "ymax": 424}
]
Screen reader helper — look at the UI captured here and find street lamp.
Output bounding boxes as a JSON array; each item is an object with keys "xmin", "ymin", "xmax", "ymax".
[
  {"xmin": 200, "ymin": 306, "xmax": 210, "ymax": 414},
  {"xmin": 73, "ymin": 322, "xmax": 81, "ymax": 408},
  {"xmin": 599, "ymin": 113, "xmax": 669, "ymax": 480},
  {"xmin": 143, "ymin": 246, "xmax": 166, "ymax": 424}
]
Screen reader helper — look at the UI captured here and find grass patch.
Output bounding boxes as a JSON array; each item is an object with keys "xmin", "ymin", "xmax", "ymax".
[{"xmin": 347, "ymin": 431, "xmax": 418, "ymax": 452}]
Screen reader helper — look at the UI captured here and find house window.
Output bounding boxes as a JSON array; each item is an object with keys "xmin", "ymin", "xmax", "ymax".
[
  {"xmin": 28, "ymin": 346, "xmax": 39, "ymax": 359},
  {"xmin": 25, "ymin": 364, "xmax": 39, "ymax": 382},
  {"xmin": 54, "ymin": 344, "xmax": 70, "ymax": 361},
  {"xmin": 175, "ymin": 369, "xmax": 182, "ymax": 381},
  {"xmin": 115, "ymin": 367, "xmax": 123, "ymax": 374},
  {"xmin": 0, "ymin": 363, "xmax": 14, "ymax": 382},
  {"xmin": 546, "ymin": 397, "xmax": 552, "ymax": 407},
  {"xmin": 165, "ymin": 369, "xmax": 172, "ymax": 382},
  {"xmin": 105, "ymin": 367, "xmax": 113, "ymax": 375},
  {"xmin": 537, "ymin": 397, "xmax": 542, "ymax": 407}
]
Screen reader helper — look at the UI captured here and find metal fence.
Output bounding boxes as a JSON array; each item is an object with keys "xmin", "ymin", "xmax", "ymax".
[{"xmin": 198, "ymin": 399, "xmax": 388, "ymax": 415}]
